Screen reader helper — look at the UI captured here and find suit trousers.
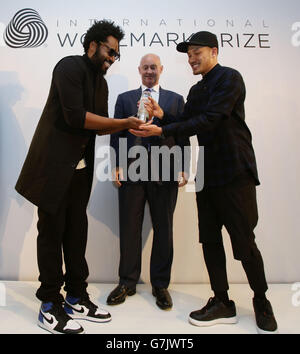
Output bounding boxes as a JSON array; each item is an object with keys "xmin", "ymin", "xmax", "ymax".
[
  {"xmin": 118, "ymin": 182, "xmax": 178, "ymax": 289},
  {"xmin": 36, "ymin": 168, "xmax": 90, "ymax": 303},
  {"xmin": 196, "ymin": 173, "xmax": 268, "ymax": 294}
]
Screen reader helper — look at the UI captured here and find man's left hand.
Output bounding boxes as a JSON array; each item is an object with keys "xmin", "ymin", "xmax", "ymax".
[
  {"xmin": 129, "ymin": 122, "xmax": 162, "ymax": 137},
  {"xmin": 178, "ymin": 171, "xmax": 189, "ymax": 187}
]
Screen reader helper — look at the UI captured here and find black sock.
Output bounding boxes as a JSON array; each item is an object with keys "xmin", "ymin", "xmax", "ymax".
[{"xmin": 214, "ymin": 291, "xmax": 230, "ymax": 305}]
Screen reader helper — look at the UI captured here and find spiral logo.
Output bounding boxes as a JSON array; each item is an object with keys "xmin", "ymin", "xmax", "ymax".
[{"xmin": 4, "ymin": 8, "xmax": 48, "ymax": 48}]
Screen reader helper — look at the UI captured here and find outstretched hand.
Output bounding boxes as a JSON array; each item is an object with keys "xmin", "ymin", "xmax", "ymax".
[
  {"xmin": 126, "ymin": 116, "xmax": 144, "ymax": 129},
  {"xmin": 129, "ymin": 122, "xmax": 162, "ymax": 137}
]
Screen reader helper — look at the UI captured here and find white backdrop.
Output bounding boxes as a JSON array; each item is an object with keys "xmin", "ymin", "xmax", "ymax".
[{"xmin": 0, "ymin": 0, "xmax": 299, "ymax": 285}]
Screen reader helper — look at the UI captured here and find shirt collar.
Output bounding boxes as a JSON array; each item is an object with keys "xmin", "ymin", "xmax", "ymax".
[
  {"xmin": 141, "ymin": 84, "xmax": 160, "ymax": 93},
  {"xmin": 202, "ymin": 63, "xmax": 221, "ymax": 82}
]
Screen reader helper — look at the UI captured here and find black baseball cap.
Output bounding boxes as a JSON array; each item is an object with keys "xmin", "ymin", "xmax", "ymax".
[{"xmin": 176, "ymin": 31, "xmax": 219, "ymax": 53}]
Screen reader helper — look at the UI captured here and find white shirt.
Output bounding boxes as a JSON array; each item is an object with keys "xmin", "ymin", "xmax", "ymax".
[{"xmin": 141, "ymin": 84, "xmax": 160, "ymax": 103}]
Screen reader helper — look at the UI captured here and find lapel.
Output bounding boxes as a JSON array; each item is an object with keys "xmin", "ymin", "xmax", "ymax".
[
  {"xmin": 130, "ymin": 88, "xmax": 142, "ymax": 115},
  {"xmin": 134, "ymin": 87, "xmax": 142, "ymax": 102},
  {"xmin": 122, "ymin": 88, "xmax": 141, "ymax": 116},
  {"xmin": 158, "ymin": 87, "xmax": 168, "ymax": 110}
]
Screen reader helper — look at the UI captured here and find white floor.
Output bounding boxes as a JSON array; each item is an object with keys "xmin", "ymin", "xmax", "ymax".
[{"xmin": 0, "ymin": 282, "xmax": 299, "ymax": 334}]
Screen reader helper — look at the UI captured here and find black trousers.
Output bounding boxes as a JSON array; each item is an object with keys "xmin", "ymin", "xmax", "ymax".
[
  {"xmin": 196, "ymin": 174, "xmax": 268, "ymax": 294},
  {"xmin": 118, "ymin": 182, "xmax": 178, "ymax": 289},
  {"xmin": 36, "ymin": 169, "xmax": 91, "ymax": 303}
]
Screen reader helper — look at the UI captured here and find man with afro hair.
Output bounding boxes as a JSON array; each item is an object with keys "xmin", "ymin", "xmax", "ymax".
[{"xmin": 16, "ymin": 20, "xmax": 142, "ymax": 334}]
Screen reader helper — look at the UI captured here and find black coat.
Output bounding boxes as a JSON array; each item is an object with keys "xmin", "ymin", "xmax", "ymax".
[
  {"xmin": 15, "ymin": 55, "xmax": 108, "ymax": 214},
  {"xmin": 162, "ymin": 64, "xmax": 259, "ymax": 187}
]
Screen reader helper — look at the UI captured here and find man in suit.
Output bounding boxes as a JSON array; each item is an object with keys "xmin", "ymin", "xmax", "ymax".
[
  {"xmin": 107, "ymin": 54, "xmax": 189, "ymax": 310},
  {"xmin": 130, "ymin": 32, "xmax": 277, "ymax": 333},
  {"xmin": 15, "ymin": 20, "xmax": 142, "ymax": 334}
]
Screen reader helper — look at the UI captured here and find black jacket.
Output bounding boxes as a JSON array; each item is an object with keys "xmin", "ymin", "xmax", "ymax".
[
  {"xmin": 15, "ymin": 55, "xmax": 108, "ymax": 214},
  {"xmin": 162, "ymin": 64, "xmax": 259, "ymax": 187}
]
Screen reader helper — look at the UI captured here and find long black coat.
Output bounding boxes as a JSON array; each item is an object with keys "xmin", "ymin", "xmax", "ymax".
[{"xmin": 15, "ymin": 55, "xmax": 108, "ymax": 214}]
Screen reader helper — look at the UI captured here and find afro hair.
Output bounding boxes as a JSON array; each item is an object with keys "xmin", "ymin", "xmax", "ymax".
[{"xmin": 83, "ymin": 20, "xmax": 125, "ymax": 53}]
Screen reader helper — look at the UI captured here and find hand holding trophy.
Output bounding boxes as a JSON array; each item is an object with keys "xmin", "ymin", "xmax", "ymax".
[
  {"xmin": 137, "ymin": 90, "xmax": 152, "ymax": 122},
  {"xmin": 131, "ymin": 96, "xmax": 163, "ymax": 137}
]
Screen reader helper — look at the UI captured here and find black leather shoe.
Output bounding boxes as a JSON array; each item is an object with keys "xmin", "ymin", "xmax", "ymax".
[
  {"xmin": 152, "ymin": 287, "xmax": 173, "ymax": 310},
  {"xmin": 106, "ymin": 284, "xmax": 136, "ymax": 305}
]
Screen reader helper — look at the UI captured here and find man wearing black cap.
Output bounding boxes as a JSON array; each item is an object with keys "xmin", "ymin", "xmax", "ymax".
[{"xmin": 130, "ymin": 31, "xmax": 277, "ymax": 334}]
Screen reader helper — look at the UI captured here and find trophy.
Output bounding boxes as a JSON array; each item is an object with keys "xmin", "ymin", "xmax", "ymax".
[{"xmin": 137, "ymin": 90, "xmax": 151, "ymax": 122}]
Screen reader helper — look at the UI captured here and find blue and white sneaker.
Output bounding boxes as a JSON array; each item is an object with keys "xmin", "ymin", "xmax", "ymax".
[
  {"xmin": 38, "ymin": 302, "xmax": 84, "ymax": 334},
  {"xmin": 64, "ymin": 296, "xmax": 112, "ymax": 323}
]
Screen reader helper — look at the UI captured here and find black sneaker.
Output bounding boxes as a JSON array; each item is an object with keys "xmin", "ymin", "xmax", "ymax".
[
  {"xmin": 38, "ymin": 302, "xmax": 84, "ymax": 334},
  {"xmin": 64, "ymin": 295, "xmax": 112, "ymax": 323},
  {"xmin": 253, "ymin": 297, "xmax": 278, "ymax": 334},
  {"xmin": 189, "ymin": 297, "xmax": 237, "ymax": 327}
]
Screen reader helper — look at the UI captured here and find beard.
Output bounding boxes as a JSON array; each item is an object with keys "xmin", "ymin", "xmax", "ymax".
[{"xmin": 90, "ymin": 44, "xmax": 113, "ymax": 75}]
